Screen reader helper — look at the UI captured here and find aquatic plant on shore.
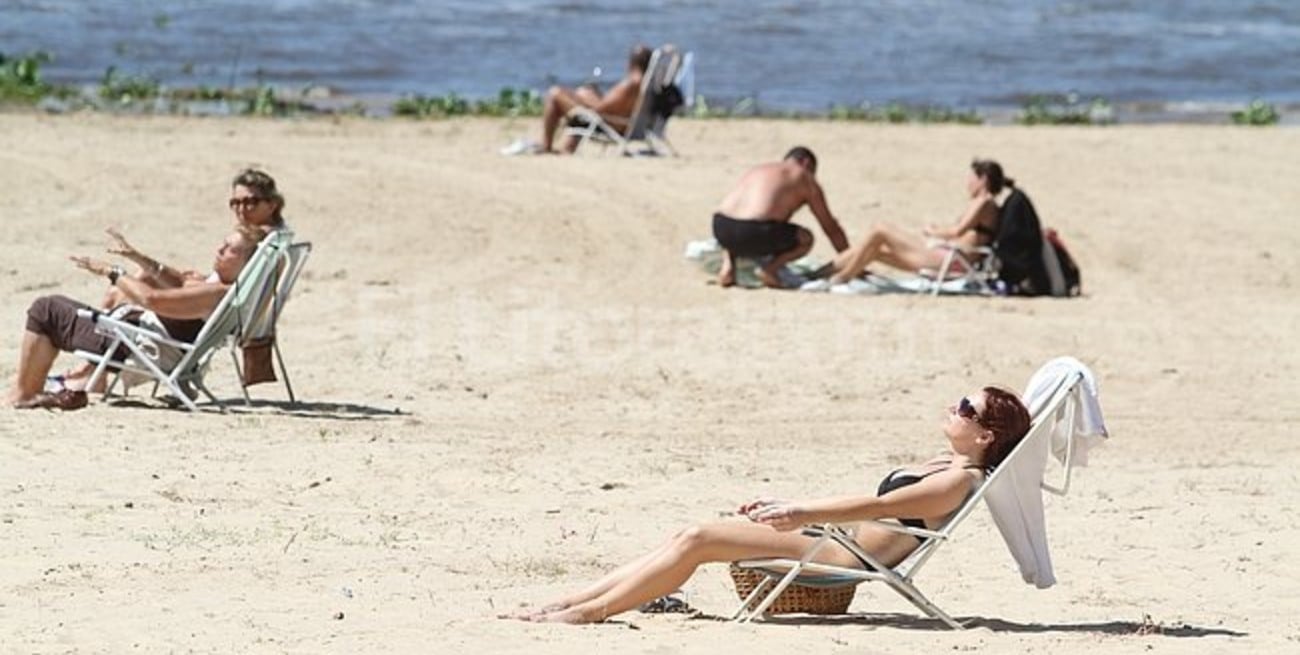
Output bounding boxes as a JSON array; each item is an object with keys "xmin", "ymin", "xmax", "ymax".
[
  {"xmin": 1016, "ymin": 93, "xmax": 1114, "ymax": 125},
  {"xmin": 392, "ymin": 88, "xmax": 543, "ymax": 118},
  {"xmin": 0, "ymin": 50, "xmax": 71, "ymax": 104},
  {"xmin": 686, "ymin": 95, "xmax": 982, "ymax": 124},
  {"xmin": 1230, "ymin": 99, "xmax": 1279, "ymax": 126}
]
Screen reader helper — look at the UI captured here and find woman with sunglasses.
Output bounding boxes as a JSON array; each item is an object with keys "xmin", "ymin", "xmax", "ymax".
[
  {"xmin": 44, "ymin": 170, "xmax": 290, "ymax": 396},
  {"xmin": 506, "ymin": 387, "xmax": 1031, "ymax": 624}
]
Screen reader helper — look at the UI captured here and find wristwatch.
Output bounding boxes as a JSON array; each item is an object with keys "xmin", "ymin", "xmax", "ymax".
[{"xmin": 107, "ymin": 265, "xmax": 125, "ymax": 285}]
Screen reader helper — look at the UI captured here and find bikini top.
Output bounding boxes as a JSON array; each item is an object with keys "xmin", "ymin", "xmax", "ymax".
[{"xmin": 876, "ymin": 465, "xmax": 984, "ymax": 533}]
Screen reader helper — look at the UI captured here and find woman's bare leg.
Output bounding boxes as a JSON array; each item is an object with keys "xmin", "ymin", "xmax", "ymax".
[
  {"xmin": 506, "ymin": 536, "xmax": 681, "ymax": 619},
  {"xmin": 829, "ymin": 222, "xmax": 932, "ymax": 282},
  {"xmin": 529, "ymin": 521, "xmax": 835, "ymax": 624}
]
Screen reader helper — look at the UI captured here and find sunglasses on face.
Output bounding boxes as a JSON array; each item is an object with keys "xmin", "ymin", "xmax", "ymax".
[
  {"xmin": 228, "ymin": 197, "xmax": 266, "ymax": 210},
  {"xmin": 957, "ymin": 397, "xmax": 983, "ymax": 424}
]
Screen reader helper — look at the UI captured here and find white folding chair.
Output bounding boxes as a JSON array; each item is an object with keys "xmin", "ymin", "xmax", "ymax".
[{"xmin": 733, "ymin": 370, "xmax": 1088, "ymax": 628}]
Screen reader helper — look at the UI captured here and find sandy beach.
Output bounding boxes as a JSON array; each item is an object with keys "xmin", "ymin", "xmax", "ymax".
[{"xmin": 2, "ymin": 114, "xmax": 1298, "ymax": 653}]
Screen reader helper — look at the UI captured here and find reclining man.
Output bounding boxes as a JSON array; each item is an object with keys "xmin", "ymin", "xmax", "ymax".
[
  {"xmin": 712, "ymin": 146, "xmax": 850, "ymax": 288},
  {"xmin": 6, "ymin": 227, "xmax": 261, "ymax": 410},
  {"xmin": 540, "ymin": 44, "xmax": 653, "ymax": 154}
]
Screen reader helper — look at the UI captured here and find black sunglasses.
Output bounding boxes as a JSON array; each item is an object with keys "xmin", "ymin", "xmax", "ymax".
[
  {"xmin": 957, "ymin": 397, "xmax": 983, "ymax": 424},
  {"xmin": 228, "ymin": 197, "xmax": 266, "ymax": 210}
]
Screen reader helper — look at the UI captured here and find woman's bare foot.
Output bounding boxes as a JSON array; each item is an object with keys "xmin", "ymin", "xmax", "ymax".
[
  {"xmin": 499, "ymin": 602, "xmax": 569, "ymax": 621},
  {"xmin": 531, "ymin": 607, "xmax": 597, "ymax": 624},
  {"xmin": 757, "ymin": 265, "xmax": 785, "ymax": 289}
]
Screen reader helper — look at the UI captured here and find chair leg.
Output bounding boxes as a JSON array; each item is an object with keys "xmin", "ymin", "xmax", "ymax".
[
  {"xmin": 273, "ymin": 340, "xmax": 296, "ymax": 405},
  {"xmin": 731, "ymin": 576, "xmax": 775, "ymax": 622},
  {"xmin": 229, "ymin": 346, "xmax": 252, "ymax": 407},
  {"xmin": 889, "ymin": 581, "xmax": 966, "ymax": 629}
]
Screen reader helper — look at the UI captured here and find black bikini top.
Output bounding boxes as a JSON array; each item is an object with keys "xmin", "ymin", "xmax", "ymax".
[{"xmin": 876, "ymin": 465, "xmax": 984, "ymax": 532}]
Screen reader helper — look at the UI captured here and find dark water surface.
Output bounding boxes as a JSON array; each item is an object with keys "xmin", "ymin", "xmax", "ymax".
[{"xmin": 3, "ymin": 0, "xmax": 1299, "ymax": 110}]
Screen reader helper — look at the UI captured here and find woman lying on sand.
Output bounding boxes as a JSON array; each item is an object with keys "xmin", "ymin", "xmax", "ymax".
[
  {"xmin": 506, "ymin": 386, "xmax": 1031, "ymax": 623},
  {"xmin": 804, "ymin": 159, "xmax": 1010, "ymax": 290}
]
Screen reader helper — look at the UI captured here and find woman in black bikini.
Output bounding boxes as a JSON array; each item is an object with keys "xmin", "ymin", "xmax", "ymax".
[
  {"xmin": 506, "ymin": 386, "xmax": 1031, "ymax": 624},
  {"xmin": 808, "ymin": 159, "xmax": 1011, "ymax": 289}
]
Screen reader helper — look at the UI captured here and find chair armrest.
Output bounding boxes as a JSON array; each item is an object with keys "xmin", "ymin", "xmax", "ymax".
[{"xmin": 76, "ymin": 308, "xmax": 195, "ymax": 351}]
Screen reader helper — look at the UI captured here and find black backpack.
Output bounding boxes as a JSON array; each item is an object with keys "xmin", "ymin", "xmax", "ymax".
[
  {"xmin": 993, "ymin": 188, "xmax": 1051, "ymax": 294},
  {"xmin": 1042, "ymin": 229, "xmax": 1082, "ymax": 297}
]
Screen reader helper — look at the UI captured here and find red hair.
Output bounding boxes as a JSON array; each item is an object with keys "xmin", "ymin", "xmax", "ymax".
[{"xmin": 979, "ymin": 386, "xmax": 1031, "ymax": 470}]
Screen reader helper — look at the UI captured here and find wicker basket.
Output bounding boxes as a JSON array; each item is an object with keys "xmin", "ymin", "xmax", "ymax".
[{"xmin": 728, "ymin": 564, "xmax": 856, "ymax": 615}]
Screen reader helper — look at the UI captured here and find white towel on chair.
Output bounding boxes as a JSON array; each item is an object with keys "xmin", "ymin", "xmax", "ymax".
[{"xmin": 985, "ymin": 357, "xmax": 1108, "ymax": 588}]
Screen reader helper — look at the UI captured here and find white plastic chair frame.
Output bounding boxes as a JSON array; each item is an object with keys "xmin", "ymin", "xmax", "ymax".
[
  {"xmin": 732, "ymin": 372, "xmax": 1083, "ymax": 628},
  {"xmin": 225, "ymin": 241, "xmax": 312, "ymax": 405},
  {"xmin": 918, "ymin": 242, "xmax": 999, "ymax": 296}
]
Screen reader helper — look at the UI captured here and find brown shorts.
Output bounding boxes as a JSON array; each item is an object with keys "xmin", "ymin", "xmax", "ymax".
[{"xmin": 25, "ymin": 295, "xmax": 130, "ymax": 360}]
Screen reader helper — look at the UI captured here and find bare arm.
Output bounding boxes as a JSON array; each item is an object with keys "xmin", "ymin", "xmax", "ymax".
[
  {"xmin": 925, "ymin": 197, "xmax": 996, "ymax": 240},
  {"xmin": 591, "ymin": 77, "xmax": 640, "ymax": 119},
  {"xmin": 113, "ymin": 277, "xmax": 228, "ymax": 320},
  {"xmin": 744, "ymin": 469, "xmax": 974, "ymax": 531},
  {"xmin": 805, "ymin": 176, "xmax": 850, "ymax": 252},
  {"xmin": 71, "ymin": 256, "xmax": 226, "ymax": 320},
  {"xmin": 106, "ymin": 228, "xmax": 188, "ymax": 288}
]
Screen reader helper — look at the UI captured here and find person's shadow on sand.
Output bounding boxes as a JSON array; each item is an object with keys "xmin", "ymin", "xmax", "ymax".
[
  {"xmin": 688, "ymin": 612, "xmax": 1246, "ymax": 638},
  {"xmin": 104, "ymin": 397, "xmax": 408, "ymax": 421}
]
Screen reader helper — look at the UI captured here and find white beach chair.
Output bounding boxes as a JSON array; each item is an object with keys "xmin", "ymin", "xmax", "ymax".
[
  {"xmin": 73, "ymin": 233, "xmax": 291, "ymax": 411},
  {"xmin": 227, "ymin": 240, "xmax": 312, "ymax": 405},
  {"xmin": 564, "ymin": 45, "xmax": 686, "ymax": 157},
  {"xmin": 732, "ymin": 366, "xmax": 1095, "ymax": 628}
]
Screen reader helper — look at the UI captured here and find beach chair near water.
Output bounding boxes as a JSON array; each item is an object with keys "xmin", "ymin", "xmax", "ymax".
[
  {"xmin": 733, "ymin": 361, "xmax": 1103, "ymax": 628},
  {"xmin": 565, "ymin": 45, "xmax": 688, "ymax": 157},
  {"xmin": 74, "ymin": 233, "xmax": 306, "ymax": 411}
]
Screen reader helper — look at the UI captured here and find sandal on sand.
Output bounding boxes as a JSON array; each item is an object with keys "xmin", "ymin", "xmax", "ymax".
[
  {"xmin": 637, "ymin": 592, "xmax": 694, "ymax": 615},
  {"xmin": 14, "ymin": 389, "xmax": 88, "ymax": 411}
]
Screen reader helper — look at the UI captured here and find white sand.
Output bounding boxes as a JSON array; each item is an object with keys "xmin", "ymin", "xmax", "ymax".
[{"xmin": 2, "ymin": 114, "xmax": 1298, "ymax": 652}]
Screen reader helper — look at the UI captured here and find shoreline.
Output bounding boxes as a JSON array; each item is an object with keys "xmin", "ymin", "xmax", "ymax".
[{"xmin": 11, "ymin": 87, "xmax": 1299, "ymax": 126}]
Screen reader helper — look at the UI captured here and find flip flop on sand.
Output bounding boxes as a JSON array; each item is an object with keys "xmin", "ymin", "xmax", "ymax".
[{"xmin": 14, "ymin": 389, "xmax": 88, "ymax": 411}]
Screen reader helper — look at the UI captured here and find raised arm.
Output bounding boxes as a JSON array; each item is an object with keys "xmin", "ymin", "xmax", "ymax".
[
  {"xmin": 106, "ymin": 228, "xmax": 190, "ymax": 288},
  {"xmin": 804, "ymin": 176, "xmax": 850, "ymax": 253},
  {"xmin": 745, "ymin": 468, "xmax": 974, "ymax": 531},
  {"xmin": 924, "ymin": 197, "xmax": 996, "ymax": 240},
  {"xmin": 71, "ymin": 256, "xmax": 227, "ymax": 320}
]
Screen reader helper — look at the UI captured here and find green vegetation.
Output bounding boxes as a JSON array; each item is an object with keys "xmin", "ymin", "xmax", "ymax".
[
  {"xmin": 826, "ymin": 101, "xmax": 982, "ymax": 124},
  {"xmin": 1230, "ymin": 99, "xmax": 1279, "ymax": 126},
  {"xmin": 686, "ymin": 95, "xmax": 982, "ymax": 124},
  {"xmin": 1016, "ymin": 94, "xmax": 1114, "ymax": 125},
  {"xmin": 392, "ymin": 87, "xmax": 543, "ymax": 118},
  {"xmin": 0, "ymin": 51, "xmax": 55, "ymax": 103},
  {"xmin": 99, "ymin": 65, "xmax": 161, "ymax": 104}
]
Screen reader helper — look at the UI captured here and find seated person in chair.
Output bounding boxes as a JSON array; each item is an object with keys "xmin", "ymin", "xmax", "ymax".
[
  {"xmin": 5, "ymin": 227, "xmax": 261, "ymax": 410},
  {"xmin": 810, "ymin": 159, "xmax": 1009, "ymax": 289},
  {"xmin": 504, "ymin": 387, "xmax": 1031, "ymax": 623},
  {"xmin": 712, "ymin": 146, "xmax": 850, "ymax": 288},
  {"xmin": 540, "ymin": 44, "xmax": 652, "ymax": 154}
]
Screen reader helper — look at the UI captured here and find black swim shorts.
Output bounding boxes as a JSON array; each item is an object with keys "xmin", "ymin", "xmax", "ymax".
[{"xmin": 712, "ymin": 213, "xmax": 801, "ymax": 258}]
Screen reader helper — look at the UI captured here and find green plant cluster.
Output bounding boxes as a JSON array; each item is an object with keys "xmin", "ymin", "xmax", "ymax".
[
  {"xmin": 393, "ymin": 87, "xmax": 542, "ymax": 118},
  {"xmin": 1, "ymin": 51, "xmax": 57, "ymax": 103},
  {"xmin": 686, "ymin": 95, "xmax": 981, "ymax": 124},
  {"xmin": 827, "ymin": 102, "xmax": 982, "ymax": 124},
  {"xmin": 99, "ymin": 65, "xmax": 161, "ymax": 104},
  {"xmin": 1230, "ymin": 99, "xmax": 1279, "ymax": 126},
  {"xmin": 1016, "ymin": 94, "xmax": 1114, "ymax": 125}
]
